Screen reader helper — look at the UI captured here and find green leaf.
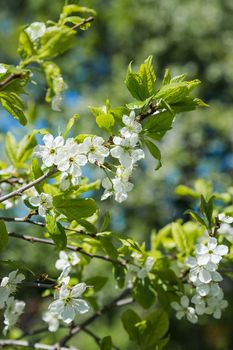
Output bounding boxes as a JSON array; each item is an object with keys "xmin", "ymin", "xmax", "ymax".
[
  {"xmin": 53, "ymin": 196, "xmax": 97, "ymax": 220},
  {"xmin": 99, "ymin": 236, "xmax": 118, "ymax": 259},
  {"xmin": 101, "ymin": 212, "xmax": 111, "ymax": 232},
  {"xmin": 0, "ymin": 220, "xmax": 8, "ymax": 252},
  {"xmin": 100, "ymin": 336, "xmax": 112, "ymax": 350},
  {"xmin": 114, "ymin": 264, "xmax": 126, "ymax": 288},
  {"xmin": 185, "ymin": 209, "xmax": 206, "ymax": 227},
  {"xmin": 18, "ymin": 30, "xmax": 34, "ymax": 59},
  {"xmin": 143, "ymin": 110, "xmax": 174, "ymax": 140},
  {"xmin": 89, "ymin": 105, "xmax": 114, "ymax": 131},
  {"xmin": 125, "ymin": 56, "xmax": 156, "ymax": 101},
  {"xmin": 45, "ymin": 215, "xmax": 67, "ymax": 250},
  {"xmin": 0, "ymin": 93, "xmax": 27, "ymax": 125},
  {"xmin": 162, "ymin": 68, "xmax": 171, "ymax": 85},
  {"xmin": 122, "ymin": 309, "xmax": 141, "ymax": 341},
  {"xmin": 171, "ymin": 222, "xmax": 190, "ymax": 254},
  {"xmin": 5, "ymin": 133, "xmax": 17, "ymax": 165},
  {"xmin": 61, "ymin": 4, "xmax": 96, "ymax": 17},
  {"xmin": 133, "ymin": 278, "xmax": 156, "ymax": 309},
  {"xmin": 64, "ymin": 114, "xmax": 79, "ymax": 138},
  {"xmin": 144, "ymin": 139, "xmax": 162, "ymax": 170},
  {"xmin": 85, "ymin": 276, "xmax": 108, "ymax": 292},
  {"xmin": 31, "ymin": 158, "xmax": 44, "ymax": 193},
  {"xmin": 16, "ymin": 132, "xmax": 37, "ymax": 163},
  {"xmin": 175, "ymin": 185, "xmax": 198, "ymax": 198},
  {"xmin": 38, "ymin": 26, "xmax": 76, "ymax": 59},
  {"xmin": 77, "ymin": 219, "xmax": 97, "ymax": 233}
]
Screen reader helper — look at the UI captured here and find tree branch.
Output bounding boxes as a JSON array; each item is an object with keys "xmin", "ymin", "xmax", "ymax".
[
  {"xmin": 0, "ymin": 73, "xmax": 25, "ymax": 89},
  {"xmin": 83, "ymin": 328, "xmax": 121, "ymax": 350},
  {"xmin": 0, "ymin": 168, "xmax": 57, "ymax": 203},
  {"xmin": 0, "ymin": 339, "xmax": 77, "ymax": 350},
  {"xmin": 8, "ymin": 232, "xmax": 126, "ymax": 267},
  {"xmin": 59, "ymin": 288, "xmax": 133, "ymax": 346},
  {"xmin": 1, "ymin": 216, "xmax": 97, "ymax": 238}
]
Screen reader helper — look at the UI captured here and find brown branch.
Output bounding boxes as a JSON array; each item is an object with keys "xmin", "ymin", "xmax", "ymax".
[
  {"xmin": 0, "ymin": 168, "xmax": 57, "ymax": 203},
  {"xmin": 0, "ymin": 73, "xmax": 25, "ymax": 89},
  {"xmin": 59, "ymin": 288, "xmax": 133, "ymax": 346},
  {"xmin": 8, "ymin": 232, "xmax": 125, "ymax": 267},
  {"xmin": 72, "ymin": 16, "xmax": 94, "ymax": 30},
  {"xmin": 0, "ymin": 339, "xmax": 77, "ymax": 350},
  {"xmin": 1, "ymin": 216, "xmax": 97, "ymax": 238},
  {"xmin": 83, "ymin": 328, "xmax": 121, "ymax": 350}
]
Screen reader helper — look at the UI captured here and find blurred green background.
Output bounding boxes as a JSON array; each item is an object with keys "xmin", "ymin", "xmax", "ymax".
[{"xmin": 0, "ymin": 0, "xmax": 233, "ymax": 349}]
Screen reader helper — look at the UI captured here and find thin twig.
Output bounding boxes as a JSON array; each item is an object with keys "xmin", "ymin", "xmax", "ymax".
[
  {"xmin": 1, "ymin": 216, "xmax": 97, "ymax": 238},
  {"xmin": 0, "ymin": 339, "xmax": 77, "ymax": 350},
  {"xmin": 0, "ymin": 168, "xmax": 57, "ymax": 203},
  {"xmin": 83, "ymin": 328, "xmax": 121, "ymax": 350},
  {"xmin": 72, "ymin": 16, "xmax": 94, "ymax": 30},
  {"xmin": 59, "ymin": 288, "xmax": 133, "ymax": 346},
  {"xmin": 8, "ymin": 232, "xmax": 125, "ymax": 267},
  {"xmin": 0, "ymin": 73, "xmax": 25, "ymax": 89}
]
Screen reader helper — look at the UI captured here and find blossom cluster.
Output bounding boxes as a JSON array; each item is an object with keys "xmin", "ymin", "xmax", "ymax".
[
  {"xmin": 171, "ymin": 236, "xmax": 229, "ymax": 323},
  {"xmin": 0, "ymin": 270, "xmax": 25, "ymax": 334},
  {"xmin": 101, "ymin": 111, "xmax": 144, "ymax": 203},
  {"xmin": 43, "ymin": 250, "xmax": 89, "ymax": 332},
  {"xmin": 33, "ymin": 110, "xmax": 144, "ymax": 205},
  {"xmin": 218, "ymin": 213, "xmax": 233, "ymax": 242}
]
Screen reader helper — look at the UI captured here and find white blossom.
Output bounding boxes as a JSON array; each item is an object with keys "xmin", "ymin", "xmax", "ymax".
[
  {"xmin": 195, "ymin": 237, "xmax": 228, "ymax": 265},
  {"xmin": 3, "ymin": 297, "xmax": 25, "ymax": 335},
  {"xmin": 25, "ymin": 22, "xmax": 46, "ymax": 42},
  {"xmin": 137, "ymin": 256, "xmax": 154, "ymax": 280},
  {"xmin": 195, "ymin": 281, "xmax": 222, "ymax": 297},
  {"xmin": 218, "ymin": 223, "xmax": 233, "ymax": 242},
  {"xmin": 55, "ymin": 251, "xmax": 80, "ymax": 271},
  {"xmin": 185, "ymin": 256, "xmax": 217, "ymax": 284},
  {"xmin": 101, "ymin": 167, "xmax": 134, "ymax": 203},
  {"xmin": 218, "ymin": 213, "xmax": 233, "ymax": 224},
  {"xmin": 43, "ymin": 311, "xmax": 60, "ymax": 332},
  {"xmin": 205, "ymin": 290, "xmax": 228, "ymax": 319},
  {"xmin": 110, "ymin": 135, "xmax": 144, "ymax": 168},
  {"xmin": 29, "ymin": 192, "xmax": 53, "ymax": 217},
  {"xmin": 120, "ymin": 111, "xmax": 142, "ymax": 138},
  {"xmin": 34, "ymin": 134, "xmax": 64, "ymax": 167},
  {"xmin": 191, "ymin": 294, "xmax": 206, "ymax": 315},
  {"xmin": 51, "ymin": 94, "xmax": 63, "ymax": 112},
  {"xmin": 48, "ymin": 283, "xmax": 89, "ymax": 324},
  {"xmin": 171, "ymin": 295, "xmax": 198, "ymax": 323},
  {"xmin": 0, "ymin": 270, "xmax": 25, "ymax": 308},
  {"xmin": 56, "ymin": 138, "xmax": 87, "ymax": 177},
  {"xmin": 79, "ymin": 136, "xmax": 109, "ymax": 164}
]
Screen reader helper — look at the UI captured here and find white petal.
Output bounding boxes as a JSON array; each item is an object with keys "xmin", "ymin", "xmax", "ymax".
[
  {"xmin": 199, "ymin": 269, "xmax": 212, "ymax": 284},
  {"xmin": 214, "ymin": 245, "xmax": 228, "ymax": 256},
  {"xmin": 73, "ymin": 299, "xmax": 89, "ymax": 314},
  {"xmin": 180, "ymin": 295, "xmax": 189, "ymax": 308}
]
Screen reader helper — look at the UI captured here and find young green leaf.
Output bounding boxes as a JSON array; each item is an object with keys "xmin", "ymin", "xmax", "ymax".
[
  {"xmin": 53, "ymin": 196, "xmax": 97, "ymax": 220},
  {"xmin": 0, "ymin": 220, "xmax": 8, "ymax": 252}
]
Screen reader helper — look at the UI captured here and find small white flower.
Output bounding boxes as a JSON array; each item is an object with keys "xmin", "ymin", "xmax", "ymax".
[
  {"xmin": 3, "ymin": 297, "xmax": 25, "ymax": 335},
  {"xmin": 34, "ymin": 134, "xmax": 64, "ymax": 167},
  {"xmin": 218, "ymin": 213, "xmax": 233, "ymax": 224},
  {"xmin": 120, "ymin": 111, "xmax": 142, "ymax": 138},
  {"xmin": 48, "ymin": 283, "xmax": 89, "ymax": 324},
  {"xmin": 101, "ymin": 167, "xmax": 134, "ymax": 203},
  {"xmin": 195, "ymin": 281, "xmax": 222, "ymax": 297},
  {"xmin": 79, "ymin": 136, "xmax": 109, "ymax": 164},
  {"xmin": 137, "ymin": 256, "xmax": 154, "ymax": 280},
  {"xmin": 29, "ymin": 192, "xmax": 53, "ymax": 217},
  {"xmin": 55, "ymin": 251, "xmax": 80, "ymax": 271},
  {"xmin": 56, "ymin": 138, "xmax": 87, "ymax": 177},
  {"xmin": 191, "ymin": 294, "xmax": 206, "ymax": 315},
  {"xmin": 195, "ymin": 237, "xmax": 228, "ymax": 265},
  {"xmin": 0, "ymin": 270, "xmax": 25, "ymax": 308},
  {"xmin": 171, "ymin": 295, "xmax": 198, "ymax": 324},
  {"xmin": 110, "ymin": 135, "xmax": 144, "ymax": 168},
  {"xmin": 205, "ymin": 291, "xmax": 228, "ymax": 319},
  {"xmin": 25, "ymin": 22, "xmax": 46, "ymax": 42},
  {"xmin": 218, "ymin": 223, "xmax": 233, "ymax": 242},
  {"xmin": 185, "ymin": 256, "xmax": 217, "ymax": 284},
  {"xmin": 43, "ymin": 311, "xmax": 60, "ymax": 332}
]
